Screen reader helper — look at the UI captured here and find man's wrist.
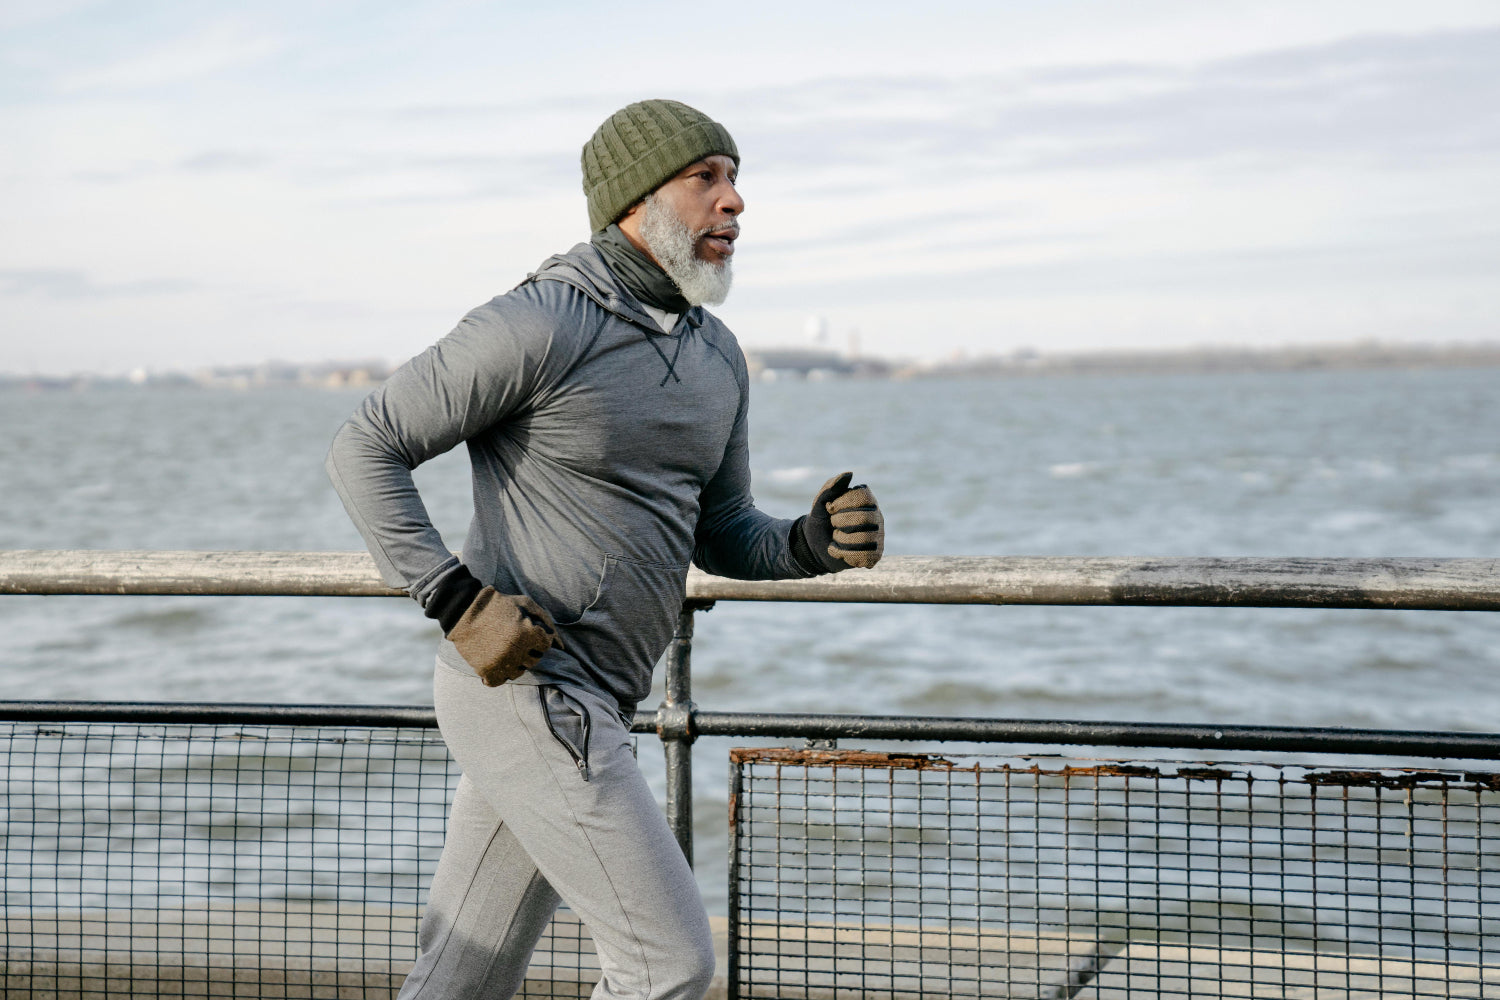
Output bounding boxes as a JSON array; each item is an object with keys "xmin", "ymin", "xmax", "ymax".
[
  {"xmin": 426, "ymin": 564, "xmax": 485, "ymax": 635},
  {"xmin": 789, "ymin": 516, "xmax": 832, "ymax": 576}
]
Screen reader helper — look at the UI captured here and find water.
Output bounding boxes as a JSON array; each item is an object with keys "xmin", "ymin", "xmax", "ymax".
[{"xmin": 2, "ymin": 368, "xmax": 1499, "ymax": 913}]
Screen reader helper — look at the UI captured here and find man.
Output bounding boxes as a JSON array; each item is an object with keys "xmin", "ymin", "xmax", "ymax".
[{"xmin": 327, "ymin": 99, "xmax": 884, "ymax": 1000}]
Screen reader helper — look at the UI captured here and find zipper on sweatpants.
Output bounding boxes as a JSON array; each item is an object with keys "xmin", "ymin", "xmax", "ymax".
[{"xmin": 540, "ymin": 687, "xmax": 592, "ymax": 782}]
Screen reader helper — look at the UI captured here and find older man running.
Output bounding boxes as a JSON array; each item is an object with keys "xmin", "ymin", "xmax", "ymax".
[{"xmin": 327, "ymin": 99, "xmax": 885, "ymax": 1000}]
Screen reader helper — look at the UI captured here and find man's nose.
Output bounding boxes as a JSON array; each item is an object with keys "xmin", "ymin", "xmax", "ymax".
[{"xmin": 718, "ymin": 183, "xmax": 744, "ymax": 217}]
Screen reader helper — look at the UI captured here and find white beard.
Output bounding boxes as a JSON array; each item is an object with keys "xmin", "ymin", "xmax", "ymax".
[{"xmin": 639, "ymin": 193, "xmax": 735, "ymax": 307}]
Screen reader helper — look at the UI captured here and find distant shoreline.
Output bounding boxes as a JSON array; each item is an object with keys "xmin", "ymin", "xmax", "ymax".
[
  {"xmin": 4, "ymin": 340, "xmax": 1499, "ymax": 391},
  {"xmin": 893, "ymin": 340, "xmax": 1500, "ymax": 381}
]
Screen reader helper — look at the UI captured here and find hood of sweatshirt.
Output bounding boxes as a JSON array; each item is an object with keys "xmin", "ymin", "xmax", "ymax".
[{"xmin": 528, "ymin": 242, "xmax": 704, "ymax": 336}]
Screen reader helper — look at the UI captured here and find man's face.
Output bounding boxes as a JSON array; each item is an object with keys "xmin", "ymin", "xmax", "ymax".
[{"xmin": 620, "ymin": 154, "xmax": 742, "ymax": 267}]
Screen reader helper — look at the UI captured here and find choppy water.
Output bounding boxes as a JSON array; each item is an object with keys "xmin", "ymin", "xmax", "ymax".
[{"xmin": 2, "ymin": 368, "xmax": 1498, "ymax": 914}]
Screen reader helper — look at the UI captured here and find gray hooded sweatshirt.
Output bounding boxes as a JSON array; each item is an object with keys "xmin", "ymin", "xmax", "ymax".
[{"xmin": 326, "ymin": 242, "xmax": 807, "ymax": 713}]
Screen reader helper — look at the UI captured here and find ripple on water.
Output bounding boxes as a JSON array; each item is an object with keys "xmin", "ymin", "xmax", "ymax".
[{"xmin": 109, "ymin": 605, "xmax": 217, "ymax": 635}]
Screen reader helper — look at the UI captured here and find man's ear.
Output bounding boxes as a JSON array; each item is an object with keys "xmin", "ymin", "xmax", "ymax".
[{"xmin": 616, "ymin": 198, "xmax": 651, "ymax": 252}]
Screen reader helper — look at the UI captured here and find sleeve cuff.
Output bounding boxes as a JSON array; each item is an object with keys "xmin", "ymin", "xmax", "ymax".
[
  {"xmin": 425, "ymin": 564, "xmax": 485, "ymax": 635},
  {"xmin": 788, "ymin": 516, "xmax": 833, "ymax": 576}
]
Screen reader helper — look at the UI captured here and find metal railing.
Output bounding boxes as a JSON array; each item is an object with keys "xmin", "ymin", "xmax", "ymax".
[
  {"xmin": 6, "ymin": 551, "xmax": 1498, "ymax": 867},
  {"xmin": 728, "ymin": 747, "xmax": 1500, "ymax": 999},
  {"xmin": 3, "ymin": 550, "xmax": 1500, "ymax": 998}
]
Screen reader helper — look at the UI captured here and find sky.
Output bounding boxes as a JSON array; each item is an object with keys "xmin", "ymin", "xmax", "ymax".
[{"xmin": 2, "ymin": 1, "xmax": 1498, "ymax": 374}]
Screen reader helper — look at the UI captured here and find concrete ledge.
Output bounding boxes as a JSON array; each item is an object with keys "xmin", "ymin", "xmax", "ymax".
[
  {"xmin": 1088, "ymin": 942, "xmax": 1500, "ymax": 1000},
  {"xmin": 7, "ymin": 906, "xmax": 1494, "ymax": 999},
  {"xmin": 2, "ymin": 905, "xmax": 725, "ymax": 1000},
  {"xmin": 730, "ymin": 919, "xmax": 1497, "ymax": 999}
]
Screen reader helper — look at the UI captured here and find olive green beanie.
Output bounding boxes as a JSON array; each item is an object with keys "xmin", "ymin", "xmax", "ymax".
[{"xmin": 581, "ymin": 99, "xmax": 739, "ymax": 233}]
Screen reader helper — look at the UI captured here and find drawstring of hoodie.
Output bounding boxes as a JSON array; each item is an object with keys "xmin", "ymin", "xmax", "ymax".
[
  {"xmin": 590, "ymin": 224, "xmax": 693, "ymax": 387},
  {"xmin": 641, "ymin": 329, "xmax": 685, "ymax": 386}
]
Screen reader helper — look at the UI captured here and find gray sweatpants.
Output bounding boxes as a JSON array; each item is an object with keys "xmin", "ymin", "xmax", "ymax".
[{"xmin": 398, "ymin": 663, "xmax": 715, "ymax": 1000}]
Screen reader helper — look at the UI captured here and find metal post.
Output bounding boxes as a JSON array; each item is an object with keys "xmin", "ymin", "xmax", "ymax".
[
  {"xmin": 725, "ymin": 752, "xmax": 743, "ymax": 1000},
  {"xmin": 657, "ymin": 601, "xmax": 709, "ymax": 867}
]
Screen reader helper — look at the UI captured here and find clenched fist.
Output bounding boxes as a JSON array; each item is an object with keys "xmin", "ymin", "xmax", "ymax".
[
  {"xmin": 447, "ymin": 587, "xmax": 565, "ymax": 687},
  {"xmin": 794, "ymin": 471, "xmax": 885, "ymax": 573}
]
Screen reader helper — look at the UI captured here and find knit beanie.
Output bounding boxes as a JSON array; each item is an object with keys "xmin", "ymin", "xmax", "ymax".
[{"xmin": 581, "ymin": 100, "xmax": 739, "ymax": 233}]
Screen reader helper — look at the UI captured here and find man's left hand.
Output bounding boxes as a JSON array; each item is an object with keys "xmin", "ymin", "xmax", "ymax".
[{"xmin": 795, "ymin": 471, "xmax": 885, "ymax": 573}]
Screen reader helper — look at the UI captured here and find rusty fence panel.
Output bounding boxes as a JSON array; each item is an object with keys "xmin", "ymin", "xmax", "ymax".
[
  {"xmin": 0, "ymin": 717, "xmax": 599, "ymax": 999},
  {"xmin": 728, "ymin": 747, "xmax": 1500, "ymax": 999}
]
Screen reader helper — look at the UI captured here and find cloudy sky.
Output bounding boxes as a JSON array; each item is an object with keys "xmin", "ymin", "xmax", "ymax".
[{"xmin": 3, "ymin": 1, "xmax": 1498, "ymax": 374}]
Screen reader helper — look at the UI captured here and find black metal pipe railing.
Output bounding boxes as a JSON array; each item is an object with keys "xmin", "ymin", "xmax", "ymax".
[
  {"xmin": 657, "ymin": 603, "xmax": 704, "ymax": 868},
  {"xmin": 0, "ymin": 700, "xmax": 439, "ymax": 728},
  {"xmin": 6, "ymin": 700, "xmax": 1496, "ymax": 760},
  {"xmin": 6, "ymin": 548, "xmax": 1500, "ymax": 867},
  {"xmin": 683, "ymin": 711, "xmax": 1500, "ymax": 758}
]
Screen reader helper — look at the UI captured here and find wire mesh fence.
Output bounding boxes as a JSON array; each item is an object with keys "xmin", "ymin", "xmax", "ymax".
[
  {"xmin": 0, "ymin": 719, "xmax": 599, "ymax": 999},
  {"xmin": 728, "ymin": 747, "xmax": 1500, "ymax": 999},
  {"xmin": 9, "ymin": 714, "xmax": 1500, "ymax": 999}
]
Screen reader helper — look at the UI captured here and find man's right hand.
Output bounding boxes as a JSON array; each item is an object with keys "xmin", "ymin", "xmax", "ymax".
[{"xmin": 447, "ymin": 587, "xmax": 564, "ymax": 687}]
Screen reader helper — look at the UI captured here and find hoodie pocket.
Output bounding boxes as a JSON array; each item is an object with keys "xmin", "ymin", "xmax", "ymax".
[
  {"xmin": 556, "ymin": 554, "xmax": 687, "ymax": 675},
  {"xmin": 540, "ymin": 685, "xmax": 592, "ymax": 781}
]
